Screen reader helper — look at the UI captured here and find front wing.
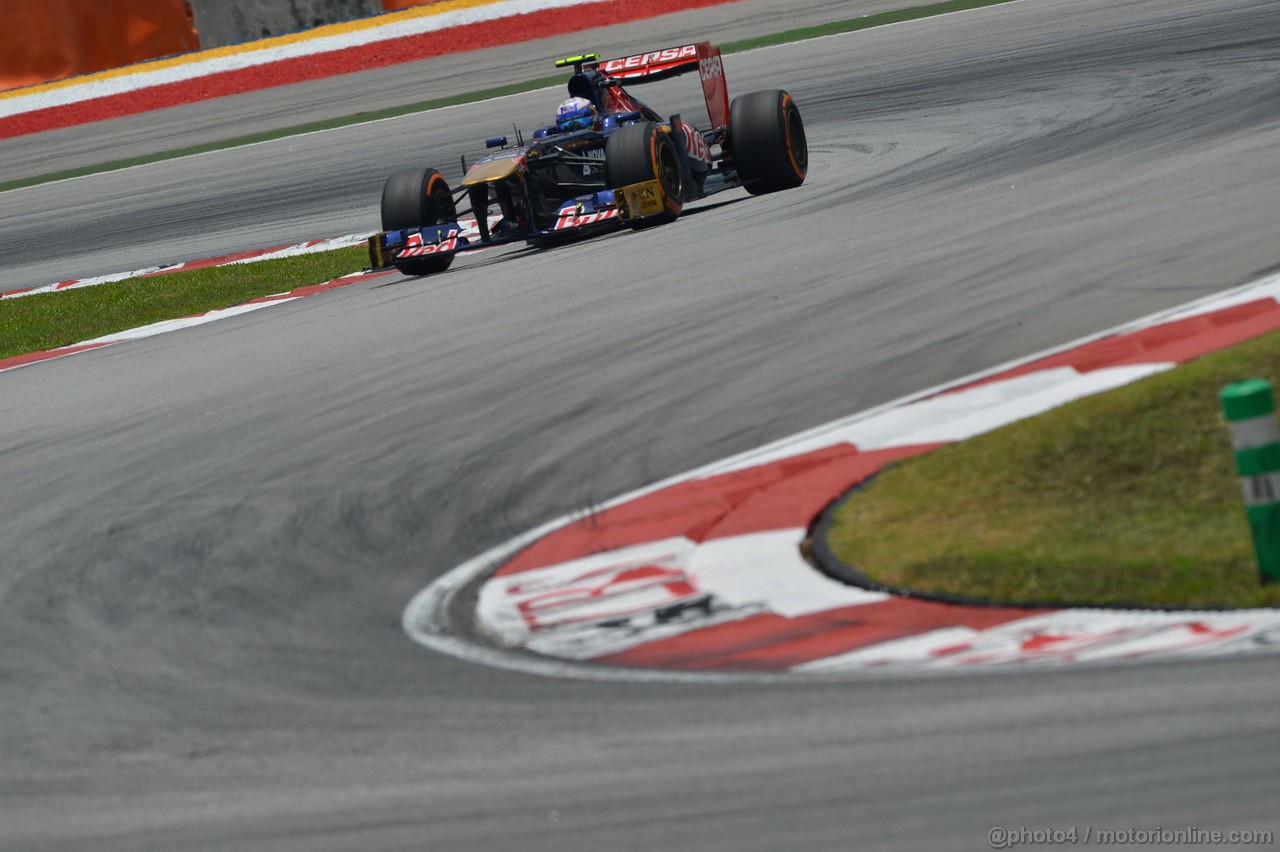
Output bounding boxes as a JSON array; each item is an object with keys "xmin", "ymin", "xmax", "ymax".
[{"xmin": 368, "ymin": 181, "xmax": 665, "ymax": 271}]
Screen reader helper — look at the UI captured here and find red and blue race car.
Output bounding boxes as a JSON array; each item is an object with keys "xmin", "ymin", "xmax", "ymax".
[{"xmin": 368, "ymin": 42, "xmax": 808, "ymax": 276}]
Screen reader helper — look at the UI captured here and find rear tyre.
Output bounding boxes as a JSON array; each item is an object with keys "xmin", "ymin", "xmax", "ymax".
[
  {"xmin": 605, "ymin": 122, "xmax": 684, "ymax": 229},
  {"xmin": 728, "ymin": 90, "xmax": 808, "ymax": 195},
  {"xmin": 380, "ymin": 167, "xmax": 457, "ymax": 275}
]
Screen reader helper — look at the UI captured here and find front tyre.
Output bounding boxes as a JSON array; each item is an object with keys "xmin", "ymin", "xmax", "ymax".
[
  {"xmin": 728, "ymin": 90, "xmax": 808, "ymax": 195},
  {"xmin": 380, "ymin": 167, "xmax": 457, "ymax": 276},
  {"xmin": 605, "ymin": 122, "xmax": 684, "ymax": 229}
]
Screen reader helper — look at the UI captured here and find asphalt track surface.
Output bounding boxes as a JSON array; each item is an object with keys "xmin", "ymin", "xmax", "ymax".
[
  {"xmin": 3, "ymin": 0, "xmax": 1280, "ymax": 849},
  {"xmin": 0, "ymin": 0, "xmax": 905, "ymax": 187}
]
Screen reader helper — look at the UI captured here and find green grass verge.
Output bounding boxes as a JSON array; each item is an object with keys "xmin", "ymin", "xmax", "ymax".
[
  {"xmin": 0, "ymin": 0, "xmax": 1020, "ymax": 194},
  {"xmin": 825, "ymin": 329, "xmax": 1280, "ymax": 609},
  {"xmin": 0, "ymin": 246, "xmax": 368, "ymax": 360}
]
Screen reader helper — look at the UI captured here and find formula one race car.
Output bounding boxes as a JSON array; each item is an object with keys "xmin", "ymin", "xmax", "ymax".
[{"xmin": 368, "ymin": 42, "xmax": 808, "ymax": 276}]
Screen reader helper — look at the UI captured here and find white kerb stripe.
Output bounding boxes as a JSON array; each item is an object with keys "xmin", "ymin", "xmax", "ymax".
[{"xmin": 0, "ymin": 0, "xmax": 603, "ymax": 118}]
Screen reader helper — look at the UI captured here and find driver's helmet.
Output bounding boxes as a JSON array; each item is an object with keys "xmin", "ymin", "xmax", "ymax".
[{"xmin": 555, "ymin": 96, "xmax": 598, "ymax": 132}]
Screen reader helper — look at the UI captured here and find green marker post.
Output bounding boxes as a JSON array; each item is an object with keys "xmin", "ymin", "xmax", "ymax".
[{"xmin": 1220, "ymin": 378, "xmax": 1280, "ymax": 584}]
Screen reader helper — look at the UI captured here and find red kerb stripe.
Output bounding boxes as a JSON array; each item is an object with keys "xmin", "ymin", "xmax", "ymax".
[{"xmin": 0, "ymin": 0, "xmax": 741, "ymax": 139}]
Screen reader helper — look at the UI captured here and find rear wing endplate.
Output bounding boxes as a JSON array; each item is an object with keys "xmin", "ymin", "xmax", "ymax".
[{"xmin": 592, "ymin": 42, "xmax": 731, "ymax": 128}]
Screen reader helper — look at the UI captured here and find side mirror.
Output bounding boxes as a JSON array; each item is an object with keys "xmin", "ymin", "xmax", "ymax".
[{"xmin": 485, "ymin": 136, "xmax": 508, "ymax": 149}]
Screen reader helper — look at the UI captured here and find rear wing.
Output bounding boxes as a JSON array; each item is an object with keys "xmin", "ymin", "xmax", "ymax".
[{"xmin": 588, "ymin": 42, "xmax": 730, "ymax": 129}]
